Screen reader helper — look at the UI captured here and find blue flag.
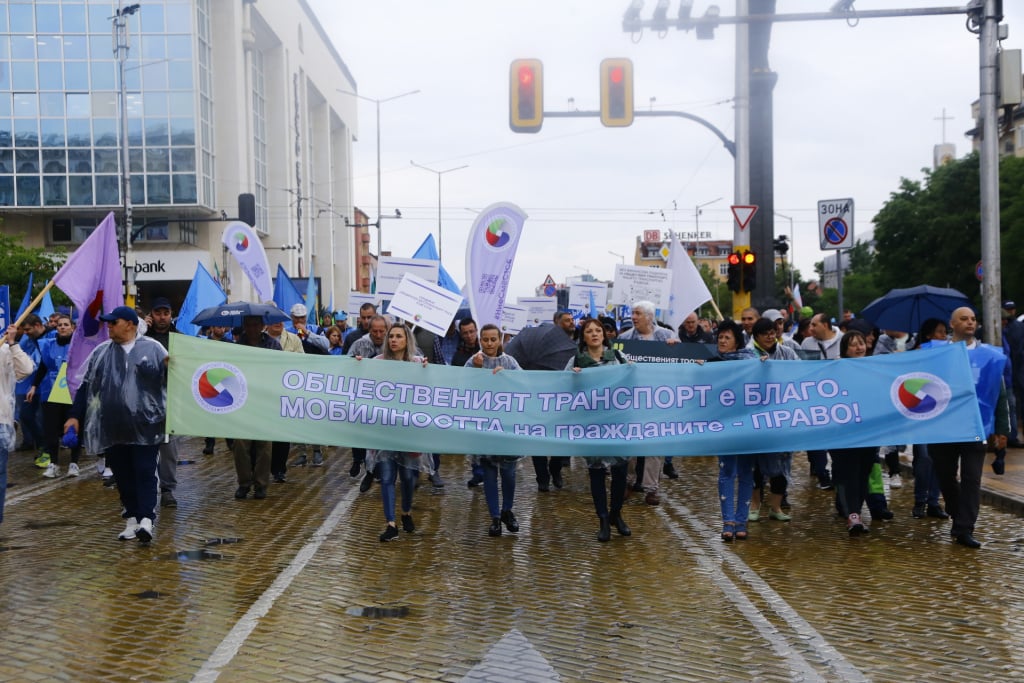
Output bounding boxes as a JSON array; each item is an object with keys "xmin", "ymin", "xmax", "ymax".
[
  {"xmin": 0, "ymin": 285, "xmax": 10, "ymax": 330},
  {"xmin": 412, "ymin": 234, "xmax": 463, "ymax": 296},
  {"xmin": 178, "ymin": 262, "xmax": 227, "ymax": 337},
  {"xmin": 273, "ymin": 264, "xmax": 304, "ymax": 315},
  {"xmin": 15, "ymin": 272, "xmax": 33, "ymax": 319},
  {"xmin": 38, "ymin": 280, "xmax": 55, "ymax": 320}
]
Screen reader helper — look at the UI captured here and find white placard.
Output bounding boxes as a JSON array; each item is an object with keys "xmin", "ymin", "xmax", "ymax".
[
  {"xmin": 517, "ymin": 297, "xmax": 558, "ymax": 326},
  {"xmin": 376, "ymin": 257, "xmax": 440, "ymax": 298},
  {"xmin": 500, "ymin": 303, "xmax": 528, "ymax": 335},
  {"xmin": 610, "ymin": 265, "xmax": 673, "ymax": 308},
  {"xmin": 346, "ymin": 292, "xmax": 377, "ymax": 320},
  {"xmin": 568, "ymin": 282, "xmax": 608, "ymax": 316},
  {"xmin": 385, "ymin": 273, "xmax": 463, "ymax": 337}
]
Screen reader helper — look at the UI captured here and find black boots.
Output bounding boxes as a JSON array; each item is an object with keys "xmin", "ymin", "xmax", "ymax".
[
  {"xmin": 610, "ymin": 512, "xmax": 631, "ymax": 537},
  {"xmin": 597, "ymin": 517, "xmax": 612, "ymax": 542},
  {"xmin": 500, "ymin": 510, "xmax": 519, "ymax": 533}
]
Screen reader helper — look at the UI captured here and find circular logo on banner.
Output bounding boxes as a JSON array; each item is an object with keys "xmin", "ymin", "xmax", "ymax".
[
  {"xmin": 192, "ymin": 362, "xmax": 248, "ymax": 414},
  {"xmin": 483, "ymin": 217, "xmax": 516, "ymax": 251},
  {"xmin": 233, "ymin": 232, "xmax": 249, "ymax": 252},
  {"xmin": 890, "ymin": 372, "xmax": 951, "ymax": 421}
]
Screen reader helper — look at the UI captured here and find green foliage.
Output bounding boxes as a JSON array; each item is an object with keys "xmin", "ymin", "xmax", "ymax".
[
  {"xmin": 0, "ymin": 233, "xmax": 67, "ymax": 309},
  {"xmin": 695, "ymin": 262, "xmax": 732, "ymax": 321},
  {"xmin": 872, "ymin": 153, "xmax": 992, "ymax": 306}
]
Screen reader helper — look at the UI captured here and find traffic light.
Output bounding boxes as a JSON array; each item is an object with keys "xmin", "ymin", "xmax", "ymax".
[
  {"xmin": 510, "ymin": 59, "xmax": 543, "ymax": 133},
  {"xmin": 726, "ymin": 251, "xmax": 742, "ymax": 292},
  {"xmin": 600, "ymin": 58, "xmax": 633, "ymax": 127},
  {"xmin": 238, "ymin": 192, "xmax": 255, "ymax": 227},
  {"xmin": 742, "ymin": 250, "xmax": 756, "ymax": 292}
]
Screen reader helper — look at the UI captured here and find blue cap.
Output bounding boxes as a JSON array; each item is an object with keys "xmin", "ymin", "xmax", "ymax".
[{"xmin": 98, "ymin": 306, "xmax": 139, "ymax": 325}]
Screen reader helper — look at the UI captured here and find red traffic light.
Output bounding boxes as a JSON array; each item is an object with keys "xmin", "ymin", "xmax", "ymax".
[
  {"xmin": 727, "ymin": 252, "xmax": 741, "ymax": 266},
  {"xmin": 742, "ymin": 251, "xmax": 756, "ymax": 265},
  {"xmin": 518, "ymin": 65, "xmax": 534, "ymax": 87},
  {"xmin": 610, "ymin": 66, "xmax": 624, "ymax": 84}
]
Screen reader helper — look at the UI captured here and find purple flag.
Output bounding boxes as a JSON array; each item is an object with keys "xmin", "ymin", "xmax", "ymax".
[
  {"xmin": 465, "ymin": 202, "xmax": 527, "ymax": 330},
  {"xmin": 51, "ymin": 212, "xmax": 124, "ymax": 396}
]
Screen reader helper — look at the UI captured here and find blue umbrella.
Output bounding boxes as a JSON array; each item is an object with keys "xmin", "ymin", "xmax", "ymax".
[
  {"xmin": 190, "ymin": 301, "xmax": 288, "ymax": 328},
  {"xmin": 860, "ymin": 285, "xmax": 972, "ymax": 333}
]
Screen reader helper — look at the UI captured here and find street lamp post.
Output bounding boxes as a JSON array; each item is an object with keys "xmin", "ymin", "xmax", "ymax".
[
  {"xmin": 608, "ymin": 250, "xmax": 625, "ymax": 264},
  {"xmin": 114, "ymin": 1, "xmax": 141, "ymax": 303},
  {"xmin": 410, "ymin": 161, "xmax": 469, "ymax": 261},
  {"xmin": 337, "ymin": 89, "xmax": 419, "ymax": 256}
]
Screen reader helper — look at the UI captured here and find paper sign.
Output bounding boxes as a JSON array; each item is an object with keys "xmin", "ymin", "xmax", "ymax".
[
  {"xmin": 500, "ymin": 304, "xmax": 528, "ymax": 335},
  {"xmin": 517, "ymin": 297, "xmax": 558, "ymax": 326},
  {"xmin": 568, "ymin": 282, "xmax": 608, "ymax": 315},
  {"xmin": 346, "ymin": 292, "xmax": 378, "ymax": 319},
  {"xmin": 385, "ymin": 273, "xmax": 462, "ymax": 337},
  {"xmin": 376, "ymin": 257, "xmax": 440, "ymax": 299},
  {"xmin": 610, "ymin": 265, "xmax": 673, "ymax": 308}
]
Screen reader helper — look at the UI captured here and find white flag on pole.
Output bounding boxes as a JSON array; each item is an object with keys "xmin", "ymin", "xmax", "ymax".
[{"xmin": 664, "ymin": 236, "xmax": 712, "ymax": 331}]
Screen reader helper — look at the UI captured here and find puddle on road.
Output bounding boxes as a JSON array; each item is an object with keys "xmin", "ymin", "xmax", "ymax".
[
  {"xmin": 158, "ymin": 549, "xmax": 224, "ymax": 561},
  {"xmin": 0, "ymin": 545, "xmax": 29, "ymax": 552},
  {"xmin": 25, "ymin": 520, "xmax": 77, "ymax": 530},
  {"xmin": 203, "ymin": 537, "xmax": 242, "ymax": 546},
  {"xmin": 134, "ymin": 590, "xmax": 161, "ymax": 599},
  {"xmin": 346, "ymin": 606, "xmax": 410, "ymax": 618}
]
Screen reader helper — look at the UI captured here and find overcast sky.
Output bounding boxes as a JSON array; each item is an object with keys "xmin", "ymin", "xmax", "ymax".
[{"xmin": 307, "ymin": 0, "xmax": 1023, "ymax": 302}]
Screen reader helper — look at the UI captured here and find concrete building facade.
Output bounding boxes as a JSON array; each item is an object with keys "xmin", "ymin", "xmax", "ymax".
[{"xmin": 0, "ymin": 0, "xmax": 359, "ymax": 312}]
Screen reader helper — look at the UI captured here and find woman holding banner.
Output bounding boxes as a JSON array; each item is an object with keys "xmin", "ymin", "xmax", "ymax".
[
  {"xmin": 567, "ymin": 317, "xmax": 632, "ymax": 542},
  {"xmin": 709, "ymin": 321, "xmax": 760, "ymax": 541},
  {"xmin": 466, "ymin": 323, "xmax": 523, "ymax": 537},
  {"xmin": 829, "ymin": 330, "xmax": 883, "ymax": 536},
  {"xmin": 363, "ymin": 323, "xmax": 431, "ymax": 542}
]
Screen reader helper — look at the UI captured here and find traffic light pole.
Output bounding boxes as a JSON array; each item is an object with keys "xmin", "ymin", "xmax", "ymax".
[{"xmin": 544, "ymin": 110, "xmax": 735, "ymax": 158}]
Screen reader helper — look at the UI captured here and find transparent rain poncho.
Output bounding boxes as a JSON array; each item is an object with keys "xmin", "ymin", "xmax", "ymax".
[{"xmin": 80, "ymin": 338, "xmax": 167, "ymax": 455}]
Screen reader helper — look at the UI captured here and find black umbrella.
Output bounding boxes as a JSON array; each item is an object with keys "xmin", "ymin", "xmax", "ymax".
[
  {"xmin": 190, "ymin": 301, "xmax": 289, "ymax": 328},
  {"xmin": 505, "ymin": 323, "xmax": 577, "ymax": 371}
]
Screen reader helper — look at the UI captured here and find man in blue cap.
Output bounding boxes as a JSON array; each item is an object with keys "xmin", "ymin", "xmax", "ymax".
[{"xmin": 65, "ymin": 306, "xmax": 167, "ymax": 544}]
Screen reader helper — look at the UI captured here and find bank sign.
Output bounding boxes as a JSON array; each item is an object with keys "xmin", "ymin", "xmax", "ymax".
[{"xmin": 132, "ymin": 250, "xmax": 211, "ymax": 281}]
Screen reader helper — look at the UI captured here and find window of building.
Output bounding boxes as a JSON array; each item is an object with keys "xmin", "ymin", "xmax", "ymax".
[{"xmin": 252, "ymin": 47, "xmax": 269, "ymax": 235}]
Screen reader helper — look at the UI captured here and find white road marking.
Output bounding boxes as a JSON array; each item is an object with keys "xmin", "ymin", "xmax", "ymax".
[
  {"xmin": 660, "ymin": 500, "xmax": 868, "ymax": 683},
  {"xmin": 191, "ymin": 486, "xmax": 359, "ymax": 683}
]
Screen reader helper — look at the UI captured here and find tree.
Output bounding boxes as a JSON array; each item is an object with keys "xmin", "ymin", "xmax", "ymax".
[
  {"xmin": 0, "ymin": 233, "xmax": 67, "ymax": 312},
  {"xmin": 810, "ymin": 241, "xmax": 886, "ymax": 318},
  {"xmin": 696, "ymin": 263, "xmax": 731, "ymax": 321},
  {"xmin": 871, "ymin": 152, "xmax": 1024, "ymax": 305}
]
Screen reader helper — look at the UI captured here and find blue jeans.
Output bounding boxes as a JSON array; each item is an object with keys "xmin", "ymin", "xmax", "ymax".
[
  {"xmin": 718, "ymin": 455, "xmax": 755, "ymax": 527},
  {"xmin": 912, "ymin": 443, "xmax": 942, "ymax": 506},
  {"xmin": 0, "ymin": 424, "xmax": 11, "ymax": 524},
  {"xmin": 16, "ymin": 392, "xmax": 42, "ymax": 448},
  {"xmin": 378, "ymin": 457, "xmax": 416, "ymax": 523},
  {"xmin": 482, "ymin": 458, "xmax": 517, "ymax": 518}
]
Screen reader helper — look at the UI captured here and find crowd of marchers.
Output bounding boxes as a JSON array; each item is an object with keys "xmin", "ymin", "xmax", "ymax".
[{"xmin": 0, "ymin": 295, "xmax": 1014, "ymax": 550}]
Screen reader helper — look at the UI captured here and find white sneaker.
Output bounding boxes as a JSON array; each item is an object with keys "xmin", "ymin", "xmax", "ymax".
[
  {"xmin": 136, "ymin": 517, "xmax": 153, "ymax": 543},
  {"xmin": 67, "ymin": 462, "xmax": 80, "ymax": 477},
  {"xmin": 95, "ymin": 456, "xmax": 106, "ymax": 476},
  {"xmin": 889, "ymin": 473, "xmax": 903, "ymax": 489},
  {"xmin": 103, "ymin": 467, "xmax": 113, "ymax": 479},
  {"xmin": 42, "ymin": 463, "xmax": 59, "ymax": 478},
  {"xmin": 118, "ymin": 517, "xmax": 140, "ymax": 541}
]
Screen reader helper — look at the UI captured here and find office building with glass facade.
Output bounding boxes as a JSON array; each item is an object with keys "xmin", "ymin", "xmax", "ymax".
[{"xmin": 0, "ymin": 0, "xmax": 358, "ymax": 309}]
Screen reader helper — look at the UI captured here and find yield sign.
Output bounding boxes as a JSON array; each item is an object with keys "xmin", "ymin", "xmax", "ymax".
[{"xmin": 731, "ymin": 205, "xmax": 758, "ymax": 231}]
